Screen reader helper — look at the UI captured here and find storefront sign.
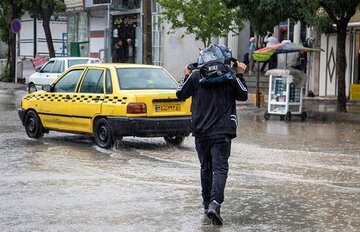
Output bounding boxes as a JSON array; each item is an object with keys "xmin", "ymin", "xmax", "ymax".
[
  {"xmin": 31, "ymin": 57, "xmax": 48, "ymax": 69},
  {"xmin": 64, "ymin": 0, "xmax": 83, "ymax": 11}
]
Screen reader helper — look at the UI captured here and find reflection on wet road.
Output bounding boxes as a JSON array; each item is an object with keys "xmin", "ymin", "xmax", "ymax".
[{"xmin": 0, "ymin": 89, "xmax": 359, "ymax": 231}]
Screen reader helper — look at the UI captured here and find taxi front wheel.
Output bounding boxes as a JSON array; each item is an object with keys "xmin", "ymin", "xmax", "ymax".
[
  {"xmin": 94, "ymin": 118, "xmax": 114, "ymax": 149},
  {"xmin": 24, "ymin": 110, "xmax": 44, "ymax": 139}
]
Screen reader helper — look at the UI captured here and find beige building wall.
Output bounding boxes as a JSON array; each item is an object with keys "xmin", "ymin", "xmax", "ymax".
[{"xmin": 161, "ymin": 24, "xmax": 203, "ymax": 81}]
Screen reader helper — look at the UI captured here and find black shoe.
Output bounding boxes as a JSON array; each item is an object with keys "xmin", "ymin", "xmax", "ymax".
[
  {"xmin": 207, "ymin": 200, "xmax": 223, "ymax": 225},
  {"xmin": 203, "ymin": 201, "xmax": 210, "ymax": 214}
]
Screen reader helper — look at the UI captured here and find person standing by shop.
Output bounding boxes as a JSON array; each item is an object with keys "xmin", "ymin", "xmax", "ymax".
[
  {"xmin": 261, "ymin": 32, "xmax": 279, "ymax": 72},
  {"xmin": 248, "ymin": 37, "xmax": 256, "ymax": 74},
  {"xmin": 127, "ymin": 38, "xmax": 135, "ymax": 63},
  {"xmin": 176, "ymin": 44, "xmax": 248, "ymax": 225},
  {"xmin": 112, "ymin": 38, "xmax": 128, "ymax": 63}
]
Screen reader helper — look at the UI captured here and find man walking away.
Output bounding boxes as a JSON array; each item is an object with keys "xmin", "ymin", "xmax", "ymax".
[{"xmin": 176, "ymin": 44, "xmax": 248, "ymax": 225}]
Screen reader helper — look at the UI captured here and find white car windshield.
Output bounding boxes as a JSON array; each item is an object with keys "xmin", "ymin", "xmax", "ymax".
[
  {"xmin": 117, "ymin": 68, "xmax": 178, "ymax": 90},
  {"xmin": 68, "ymin": 59, "xmax": 91, "ymax": 67}
]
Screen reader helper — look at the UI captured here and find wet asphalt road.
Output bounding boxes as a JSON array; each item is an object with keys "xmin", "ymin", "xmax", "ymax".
[{"xmin": 0, "ymin": 87, "xmax": 359, "ymax": 231}]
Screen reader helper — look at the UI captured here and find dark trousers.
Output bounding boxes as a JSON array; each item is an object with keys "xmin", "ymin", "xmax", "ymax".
[
  {"xmin": 260, "ymin": 54, "xmax": 278, "ymax": 72},
  {"xmin": 195, "ymin": 136, "xmax": 231, "ymax": 205}
]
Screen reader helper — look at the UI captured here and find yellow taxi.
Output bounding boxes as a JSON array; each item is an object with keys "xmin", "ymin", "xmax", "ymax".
[{"xmin": 18, "ymin": 63, "xmax": 192, "ymax": 148}]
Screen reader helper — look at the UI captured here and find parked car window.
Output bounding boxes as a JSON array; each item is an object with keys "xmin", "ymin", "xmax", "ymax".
[
  {"xmin": 68, "ymin": 59, "xmax": 90, "ymax": 67},
  {"xmin": 51, "ymin": 60, "xmax": 63, "ymax": 73},
  {"xmin": 105, "ymin": 69, "xmax": 112, "ymax": 94},
  {"xmin": 79, "ymin": 69, "xmax": 104, "ymax": 94},
  {"xmin": 90, "ymin": 59, "xmax": 101, "ymax": 64},
  {"xmin": 40, "ymin": 61, "xmax": 55, "ymax": 73},
  {"xmin": 53, "ymin": 69, "xmax": 84, "ymax": 93},
  {"xmin": 117, "ymin": 68, "xmax": 178, "ymax": 90}
]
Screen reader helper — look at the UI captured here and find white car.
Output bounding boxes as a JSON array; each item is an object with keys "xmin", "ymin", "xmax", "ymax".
[{"xmin": 27, "ymin": 57, "xmax": 101, "ymax": 93}]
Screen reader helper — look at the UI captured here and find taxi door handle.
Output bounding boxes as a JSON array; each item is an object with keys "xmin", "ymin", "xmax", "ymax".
[{"xmin": 65, "ymin": 95, "xmax": 72, "ymax": 100}]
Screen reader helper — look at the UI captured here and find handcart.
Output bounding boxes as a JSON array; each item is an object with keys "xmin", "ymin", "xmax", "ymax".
[{"xmin": 264, "ymin": 68, "xmax": 307, "ymax": 121}]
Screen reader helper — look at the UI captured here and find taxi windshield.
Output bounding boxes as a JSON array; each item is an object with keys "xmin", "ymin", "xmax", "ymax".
[{"xmin": 117, "ymin": 68, "xmax": 178, "ymax": 90}]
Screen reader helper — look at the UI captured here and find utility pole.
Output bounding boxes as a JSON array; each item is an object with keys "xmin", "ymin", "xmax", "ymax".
[
  {"xmin": 143, "ymin": 0, "xmax": 152, "ymax": 64},
  {"xmin": 10, "ymin": 29, "xmax": 16, "ymax": 82},
  {"xmin": 104, "ymin": 3, "xmax": 111, "ymax": 62},
  {"xmin": 9, "ymin": 0, "xmax": 23, "ymax": 82},
  {"xmin": 33, "ymin": 16, "xmax": 37, "ymax": 58},
  {"xmin": 255, "ymin": 34, "xmax": 260, "ymax": 108}
]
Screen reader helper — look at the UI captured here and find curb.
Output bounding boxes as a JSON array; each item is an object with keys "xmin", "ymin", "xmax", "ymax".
[
  {"xmin": 307, "ymin": 110, "xmax": 360, "ymax": 123},
  {"xmin": 0, "ymin": 82, "xmax": 27, "ymax": 90},
  {"xmin": 237, "ymin": 102, "xmax": 360, "ymax": 123}
]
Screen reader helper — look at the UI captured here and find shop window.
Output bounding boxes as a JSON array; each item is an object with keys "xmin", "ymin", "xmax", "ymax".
[
  {"xmin": 112, "ymin": 13, "xmax": 139, "ymax": 63},
  {"xmin": 112, "ymin": 0, "xmax": 140, "ymax": 10},
  {"xmin": 93, "ymin": 0, "xmax": 111, "ymax": 4}
]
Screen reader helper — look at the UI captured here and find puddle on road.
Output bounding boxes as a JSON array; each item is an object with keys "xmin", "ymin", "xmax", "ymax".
[{"xmin": 238, "ymin": 114, "xmax": 360, "ymax": 155}]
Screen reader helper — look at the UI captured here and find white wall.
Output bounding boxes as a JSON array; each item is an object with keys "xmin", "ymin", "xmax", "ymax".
[
  {"xmin": 319, "ymin": 35, "xmax": 337, "ymax": 96},
  {"xmin": 237, "ymin": 22, "xmax": 250, "ymax": 62},
  {"xmin": 319, "ymin": 34, "xmax": 351, "ymax": 97},
  {"xmin": 20, "ymin": 13, "xmax": 67, "ymax": 57},
  {"xmin": 160, "ymin": 23, "xmax": 248, "ymax": 81},
  {"xmin": 89, "ymin": 10, "xmax": 106, "ymax": 58},
  {"xmin": 161, "ymin": 24, "xmax": 203, "ymax": 81}
]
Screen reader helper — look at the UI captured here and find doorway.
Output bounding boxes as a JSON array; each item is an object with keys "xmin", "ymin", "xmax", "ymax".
[{"xmin": 112, "ymin": 13, "xmax": 140, "ymax": 63}]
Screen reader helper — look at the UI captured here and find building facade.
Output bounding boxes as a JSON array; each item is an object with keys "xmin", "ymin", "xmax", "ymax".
[
  {"xmin": 19, "ymin": 13, "xmax": 67, "ymax": 58},
  {"xmin": 65, "ymin": 0, "xmax": 247, "ymax": 80},
  {"xmin": 18, "ymin": 0, "xmax": 247, "ymax": 81},
  {"xmin": 17, "ymin": 2, "xmax": 360, "ymax": 99},
  {"xmin": 316, "ymin": 12, "xmax": 360, "ymax": 98},
  {"xmin": 263, "ymin": 15, "xmax": 360, "ymax": 99}
]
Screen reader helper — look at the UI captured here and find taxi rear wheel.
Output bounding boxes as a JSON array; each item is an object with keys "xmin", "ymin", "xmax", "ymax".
[
  {"xmin": 164, "ymin": 136, "xmax": 184, "ymax": 146},
  {"xmin": 24, "ymin": 110, "xmax": 44, "ymax": 139},
  {"xmin": 94, "ymin": 118, "xmax": 113, "ymax": 149}
]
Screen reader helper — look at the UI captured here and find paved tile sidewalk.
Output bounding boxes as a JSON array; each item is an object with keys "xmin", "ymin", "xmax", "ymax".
[{"xmin": 239, "ymin": 93, "xmax": 360, "ymax": 123}]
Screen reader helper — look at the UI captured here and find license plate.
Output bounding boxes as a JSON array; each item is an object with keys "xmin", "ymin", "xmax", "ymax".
[{"xmin": 155, "ymin": 104, "xmax": 181, "ymax": 112}]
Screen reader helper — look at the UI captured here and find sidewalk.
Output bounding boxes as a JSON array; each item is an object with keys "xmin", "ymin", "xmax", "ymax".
[
  {"xmin": 239, "ymin": 93, "xmax": 360, "ymax": 123},
  {"xmin": 0, "ymin": 81, "xmax": 26, "ymax": 90}
]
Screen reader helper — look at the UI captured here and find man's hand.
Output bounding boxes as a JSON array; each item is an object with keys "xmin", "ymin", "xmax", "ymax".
[{"xmin": 236, "ymin": 61, "xmax": 247, "ymax": 74}]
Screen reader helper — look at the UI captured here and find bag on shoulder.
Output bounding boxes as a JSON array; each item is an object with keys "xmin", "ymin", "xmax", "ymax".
[
  {"xmin": 196, "ymin": 44, "xmax": 237, "ymax": 85},
  {"xmin": 199, "ymin": 61, "xmax": 234, "ymax": 84}
]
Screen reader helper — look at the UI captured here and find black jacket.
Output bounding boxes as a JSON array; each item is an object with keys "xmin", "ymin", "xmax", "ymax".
[{"xmin": 176, "ymin": 69, "xmax": 248, "ymax": 138}]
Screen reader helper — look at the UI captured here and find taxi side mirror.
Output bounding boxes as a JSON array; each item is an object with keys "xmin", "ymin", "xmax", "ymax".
[{"xmin": 42, "ymin": 85, "xmax": 51, "ymax": 92}]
